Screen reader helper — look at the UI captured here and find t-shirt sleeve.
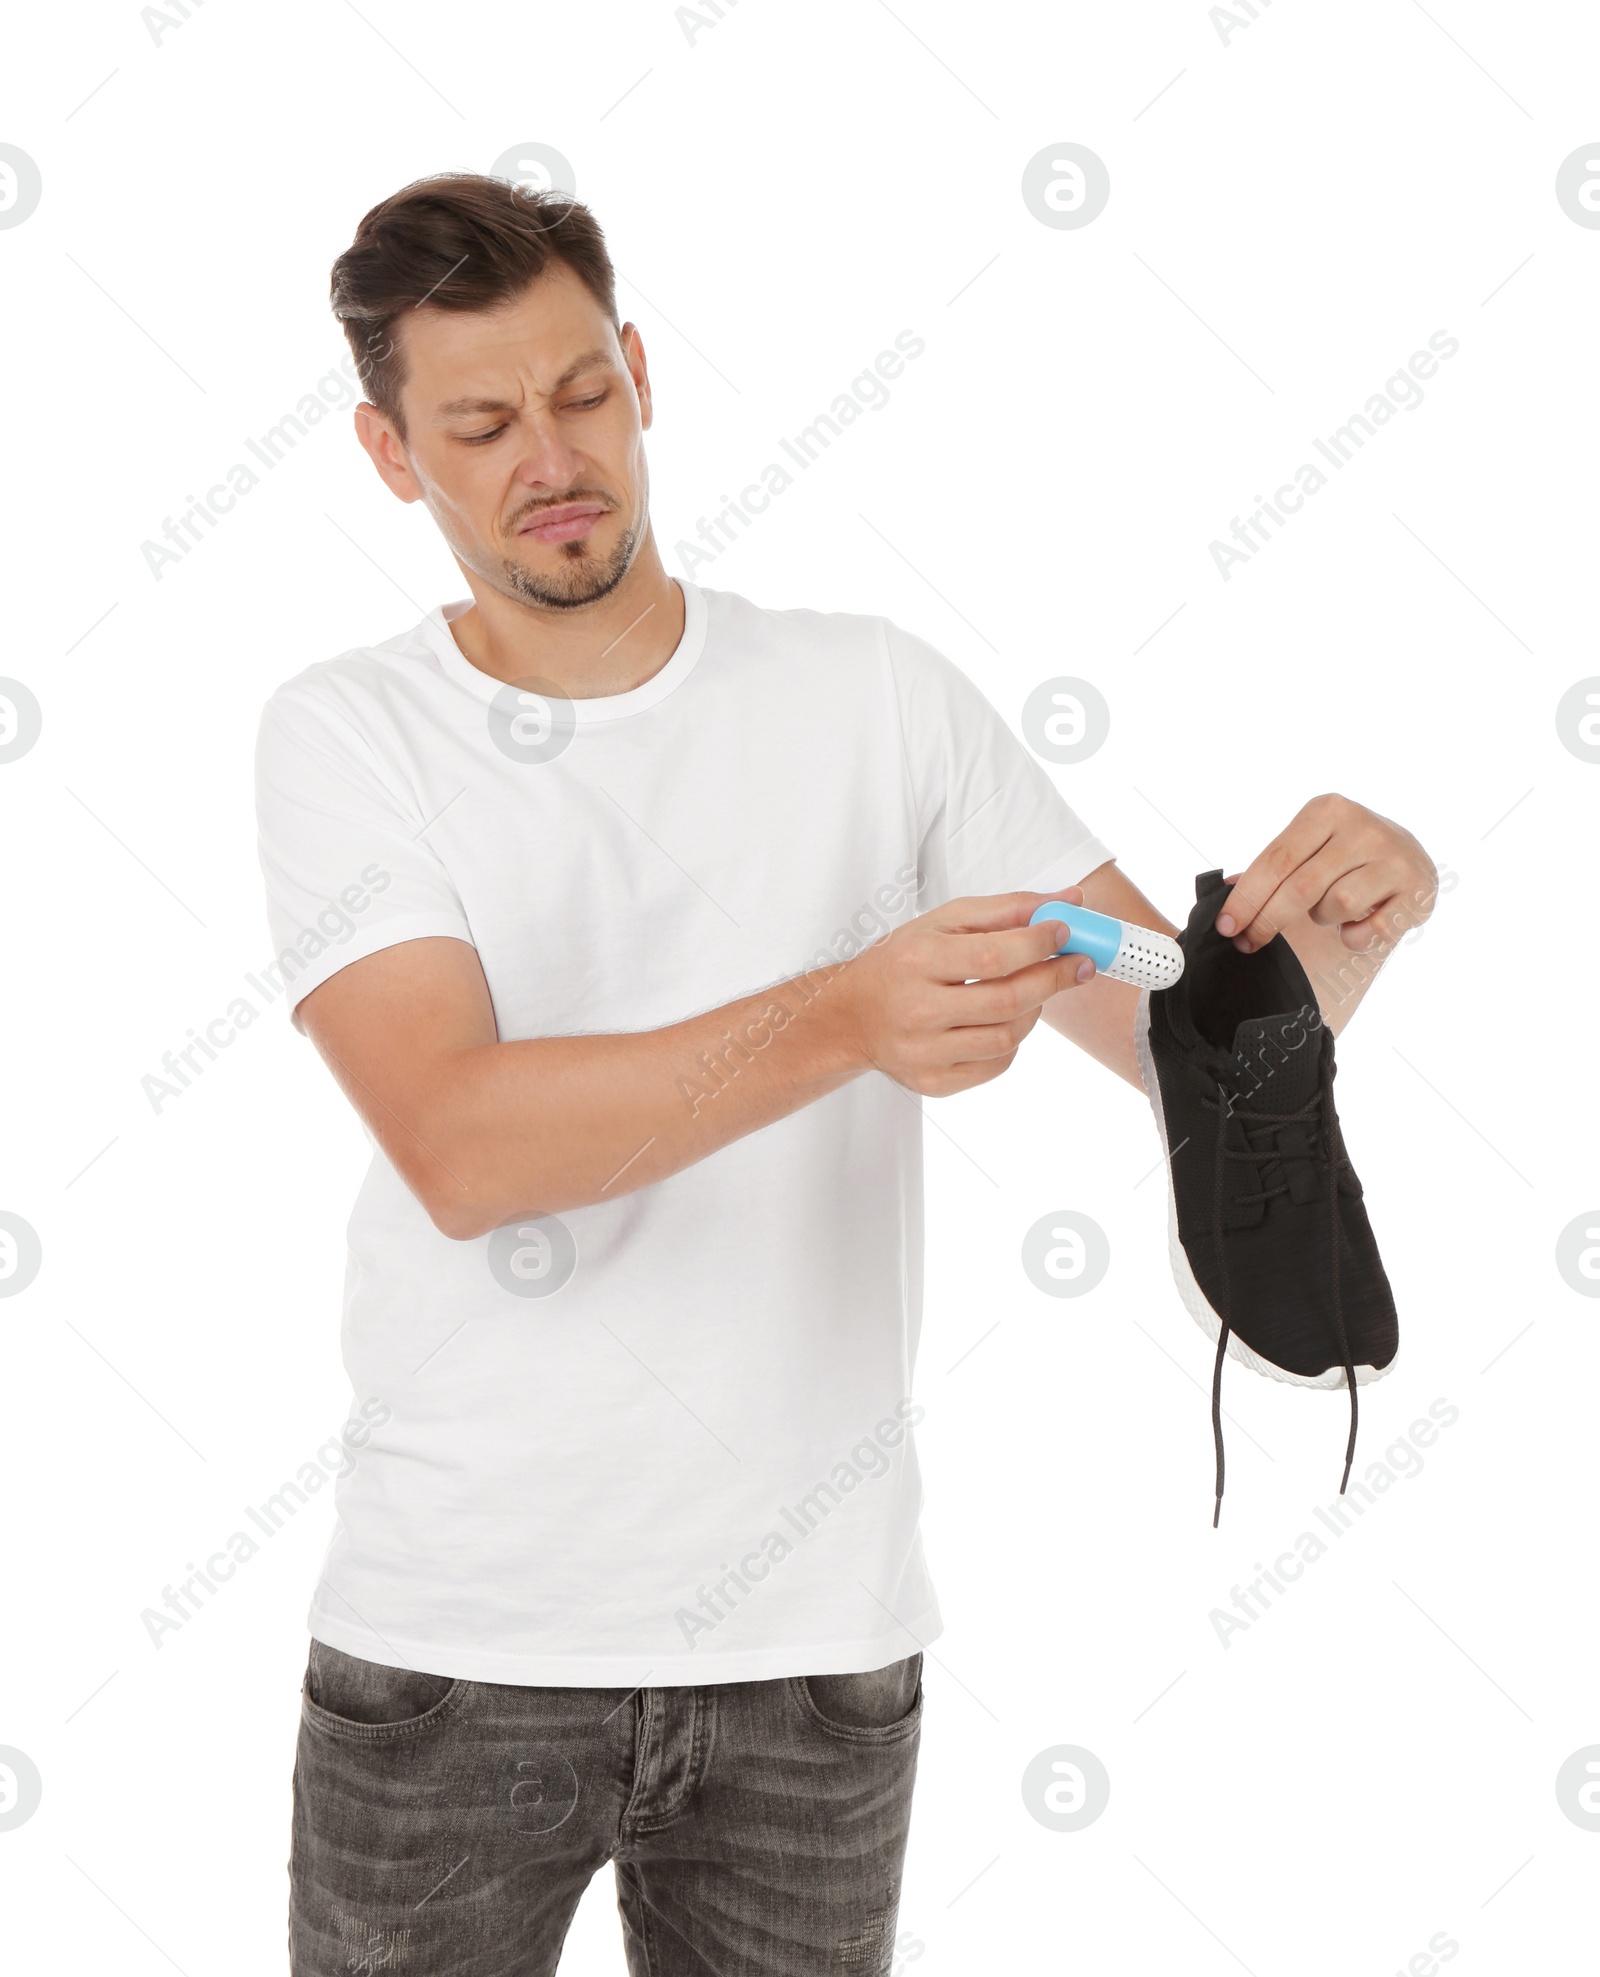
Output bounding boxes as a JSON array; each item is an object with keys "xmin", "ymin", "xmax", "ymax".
[
  {"xmin": 254, "ymin": 686, "xmax": 476, "ymax": 1030},
  {"xmin": 883, "ymin": 618, "xmax": 1115, "ymax": 908}
]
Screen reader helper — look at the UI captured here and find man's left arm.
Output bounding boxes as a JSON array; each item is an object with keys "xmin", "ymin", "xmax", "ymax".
[{"xmin": 1041, "ymin": 794, "xmax": 1440, "ymax": 1090}]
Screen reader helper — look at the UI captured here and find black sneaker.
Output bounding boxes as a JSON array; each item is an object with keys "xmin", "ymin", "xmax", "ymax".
[{"xmin": 1134, "ymin": 869, "xmax": 1399, "ymax": 1525}]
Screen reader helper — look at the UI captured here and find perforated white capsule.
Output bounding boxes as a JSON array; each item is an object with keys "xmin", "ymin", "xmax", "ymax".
[{"xmin": 1028, "ymin": 901, "xmax": 1186, "ymax": 991}]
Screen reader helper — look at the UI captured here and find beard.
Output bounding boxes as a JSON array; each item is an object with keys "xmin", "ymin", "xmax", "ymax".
[{"xmin": 499, "ymin": 507, "xmax": 642, "ymax": 611}]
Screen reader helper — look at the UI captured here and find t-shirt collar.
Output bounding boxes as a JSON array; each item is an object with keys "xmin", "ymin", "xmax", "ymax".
[{"xmin": 421, "ymin": 577, "xmax": 707, "ymax": 726}]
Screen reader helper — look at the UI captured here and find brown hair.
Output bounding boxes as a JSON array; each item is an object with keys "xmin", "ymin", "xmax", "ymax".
[{"xmin": 329, "ymin": 172, "xmax": 621, "ymax": 442}]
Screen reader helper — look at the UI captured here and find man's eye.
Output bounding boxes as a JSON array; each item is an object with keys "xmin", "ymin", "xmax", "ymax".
[
  {"xmin": 462, "ymin": 425, "xmax": 508, "ymax": 445},
  {"xmin": 570, "ymin": 393, "xmax": 606, "ymax": 410}
]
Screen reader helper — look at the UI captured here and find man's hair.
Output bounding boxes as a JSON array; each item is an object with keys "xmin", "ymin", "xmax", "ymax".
[{"xmin": 329, "ymin": 172, "xmax": 621, "ymax": 443}]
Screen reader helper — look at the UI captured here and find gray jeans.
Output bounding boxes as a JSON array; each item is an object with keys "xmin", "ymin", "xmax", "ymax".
[{"xmin": 289, "ymin": 1640, "xmax": 923, "ymax": 1975}]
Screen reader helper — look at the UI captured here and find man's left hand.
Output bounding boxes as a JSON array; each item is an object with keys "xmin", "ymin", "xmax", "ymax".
[{"xmin": 1216, "ymin": 794, "xmax": 1438, "ymax": 956}]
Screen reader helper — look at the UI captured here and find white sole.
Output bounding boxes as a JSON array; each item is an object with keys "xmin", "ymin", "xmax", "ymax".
[{"xmin": 1133, "ymin": 987, "xmax": 1395, "ymax": 1391}]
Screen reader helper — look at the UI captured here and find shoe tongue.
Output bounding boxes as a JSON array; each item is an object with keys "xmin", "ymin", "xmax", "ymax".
[{"xmin": 1225, "ymin": 1009, "xmax": 1325, "ymax": 1111}]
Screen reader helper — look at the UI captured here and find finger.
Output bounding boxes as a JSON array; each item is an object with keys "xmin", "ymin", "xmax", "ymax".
[
  {"xmin": 1215, "ymin": 799, "xmax": 1342, "ymax": 946},
  {"xmin": 927, "ymin": 886, "xmax": 1083, "ymax": 937},
  {"xmin": 1236, "ymin": 850, "xmax": 1398, "ymax": 953},
  {"xmin": 916, "ymin": 1051, "xmax": 1019, "ymax": 1098},
  {"xmin": 938, "ymin": 954, "xmax": 1094, "ymax": 1026},
  {"xmin": 1338, "ymin": 888, "xmax": 1423, "ymax": 951},
  {"xmin": 938, "ymin": 1015, "xmax": 1040, "ymax": 1065},
  {"xmin": 1229, "ymin": 844, "xmax": 1354, "ymax": 949},
  {"xmin": 927, "ymin": 916, "xmax": 1093, "ymax": 985},
  {"xmin": 1301, "ymin": 858, "xmax": 1404, "ymax": 933},
  {"xmin": 1336, "ymin": 906, "xmax": 1399, "ymax": 952}
]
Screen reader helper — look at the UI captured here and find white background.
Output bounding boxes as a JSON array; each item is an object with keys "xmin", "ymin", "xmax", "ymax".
[{"xmin": 4, "ymin": 0, "xmax": 1597, "ymax": 1970}]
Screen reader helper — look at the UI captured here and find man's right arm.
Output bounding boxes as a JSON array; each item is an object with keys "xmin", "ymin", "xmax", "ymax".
[{"xmin": 298, "ymin": 888, "xmax": 1097, "ymax": 1240}]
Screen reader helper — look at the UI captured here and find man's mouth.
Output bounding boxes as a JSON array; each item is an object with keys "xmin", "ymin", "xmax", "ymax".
[{"xmin": 515, "ymin": 502, "xmax": 608, "ymax": 545}]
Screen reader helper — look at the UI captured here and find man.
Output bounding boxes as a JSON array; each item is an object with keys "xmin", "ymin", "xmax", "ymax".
[{"xmin": 257, "ymin": 173, "xmax": 1436, "ymax": 1974}]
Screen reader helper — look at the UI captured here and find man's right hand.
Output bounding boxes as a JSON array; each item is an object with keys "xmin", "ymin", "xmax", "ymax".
[{"xmin": 831, "ymin": 886, "xmax": 1097, "ymax": 1097}]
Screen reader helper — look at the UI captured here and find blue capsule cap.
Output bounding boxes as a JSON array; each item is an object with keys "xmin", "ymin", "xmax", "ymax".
[{"xmin": 1029, "ymin": 900, "xmax": 1124, "ymax": 972}]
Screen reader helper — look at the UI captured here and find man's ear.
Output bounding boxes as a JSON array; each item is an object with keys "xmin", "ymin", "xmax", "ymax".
[
  {"xmin": 622, "ymin": 322, "xmax": 653, "ymax": 431},
  {"xmin": 352, "ymin": 401, "xmax": 423, "ymax": 504}
]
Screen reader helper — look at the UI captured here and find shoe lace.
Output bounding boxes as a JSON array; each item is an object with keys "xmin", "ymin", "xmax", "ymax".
[{"xmin": 1202, "ymin": 1054, "xmax": 1358, "ymax": 1527}]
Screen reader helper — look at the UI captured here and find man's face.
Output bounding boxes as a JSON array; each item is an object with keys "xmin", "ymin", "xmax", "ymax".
[{"xmin": 380, "ymin": 262, "xmax": 651, "ymax": 611}]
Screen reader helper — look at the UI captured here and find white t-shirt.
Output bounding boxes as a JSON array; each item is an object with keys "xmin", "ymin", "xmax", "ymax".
[{"xmin": 254, "ymin": 578, "xmax": 1113, "ymax": 1685}]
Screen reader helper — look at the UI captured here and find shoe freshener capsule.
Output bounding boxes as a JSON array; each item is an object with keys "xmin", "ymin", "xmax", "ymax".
[{"xmin": 1029, "ymin": 900, "xmax": 1185, "ymax": 991}]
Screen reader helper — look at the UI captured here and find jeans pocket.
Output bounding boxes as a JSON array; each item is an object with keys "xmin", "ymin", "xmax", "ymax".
[
  {"xmin": 301, "ymin": 1639, "xmax": 467, "ymax": 1741},
  {"xmin": 794, "ymin": 1653, "xmax": 924, "ymax": 1743}
]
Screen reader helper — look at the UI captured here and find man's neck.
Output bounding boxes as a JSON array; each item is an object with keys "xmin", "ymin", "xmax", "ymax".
[{"xmin": 443, "ymin": 541, "xmax": 685, "ymax": 699}]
